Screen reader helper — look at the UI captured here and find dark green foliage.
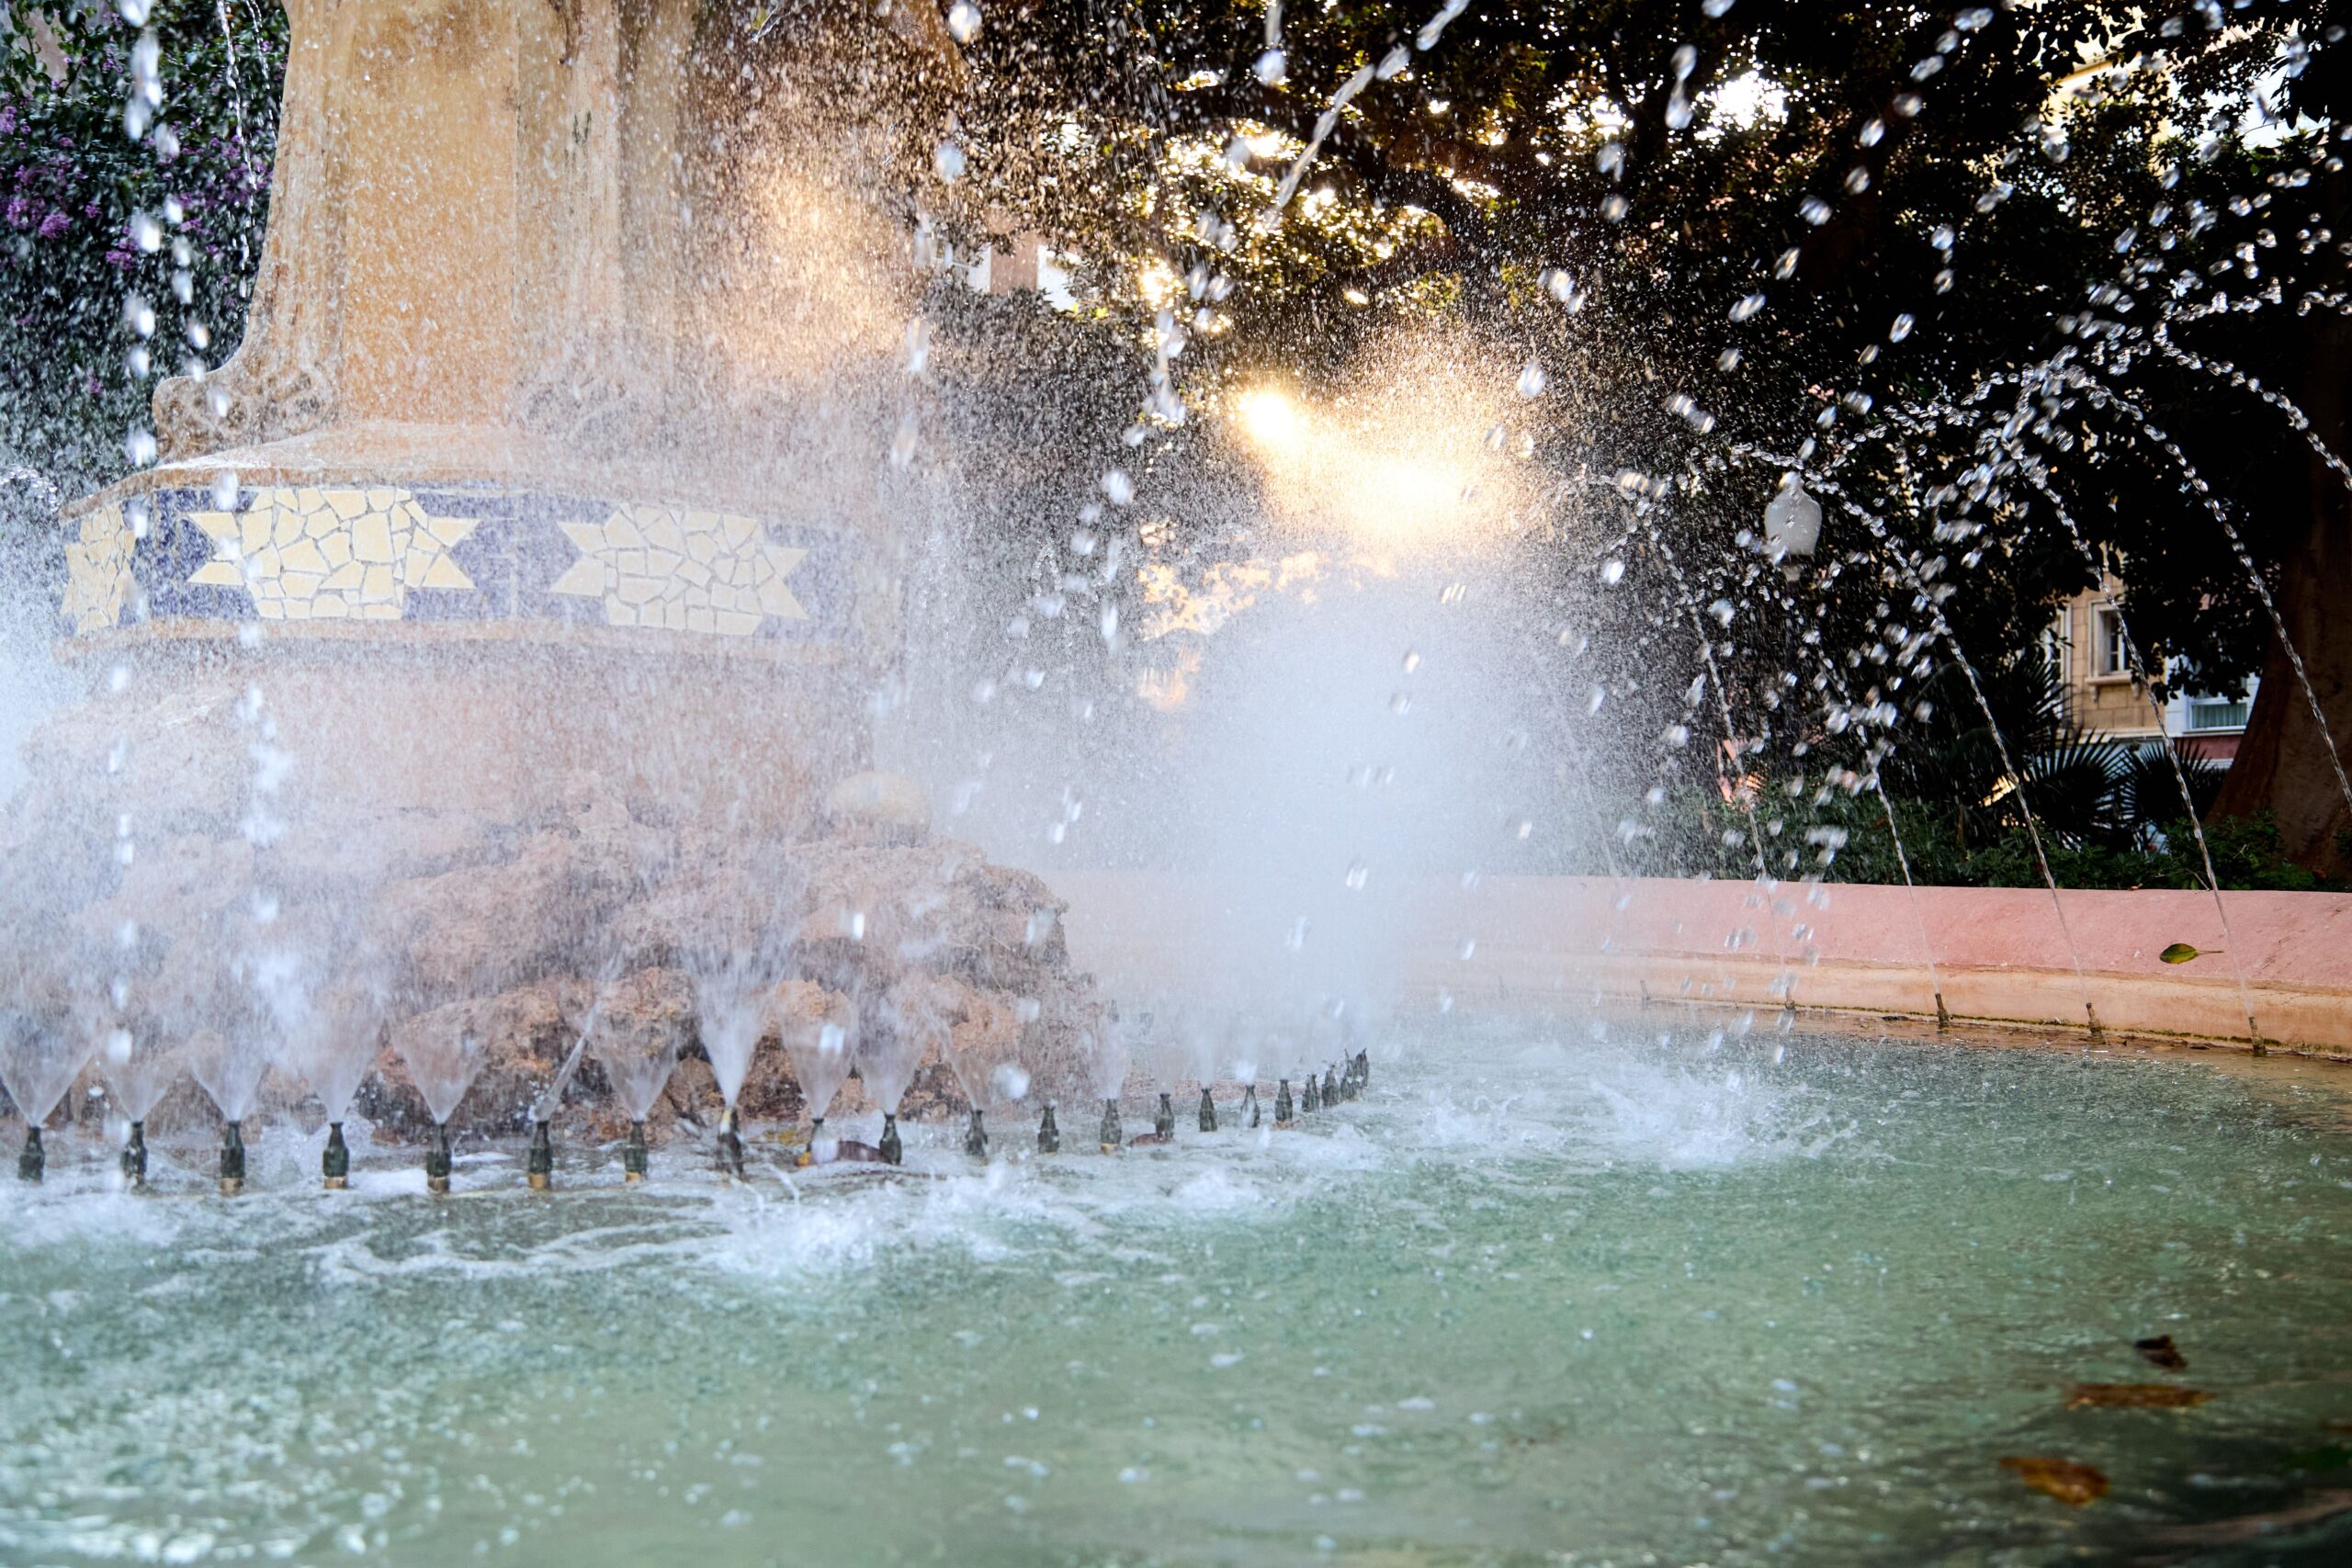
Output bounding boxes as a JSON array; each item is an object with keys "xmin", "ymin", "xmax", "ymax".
[{"xmin": 1, "ymin": 1, "xmax": 284, "ymax": 491}]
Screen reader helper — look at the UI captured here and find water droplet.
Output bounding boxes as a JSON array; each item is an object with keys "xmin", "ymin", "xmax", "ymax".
[
  {"xmin": 1600, "ymin": 558, "xmax": 1625, "ymax": 586},
  {"xmin": 1516, "ymin": 362, "xmax": 1546, "ymax": 398},
  {"xmin": 933, "ymin": 141, "xmax": 967, "ymax": 182},
  {"xmin": 946, "ymin": 2, "xmax": 981, "ymax": 43}
]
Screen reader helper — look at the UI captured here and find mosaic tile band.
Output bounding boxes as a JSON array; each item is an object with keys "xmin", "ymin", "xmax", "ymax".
[{"xmin": 59, "ymin": 483, "xmax": 854, "ymax": 646}]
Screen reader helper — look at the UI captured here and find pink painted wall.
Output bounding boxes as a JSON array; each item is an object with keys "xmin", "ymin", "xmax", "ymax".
[{"xmin": 1049, "ymin": 873, "xmax": 2352, "ymax": 1052}]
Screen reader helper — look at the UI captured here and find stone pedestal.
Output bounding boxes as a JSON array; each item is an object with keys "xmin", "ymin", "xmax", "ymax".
[{"xmin": 53, "ymin": 0, "xmax": 916, "ymax": 829}]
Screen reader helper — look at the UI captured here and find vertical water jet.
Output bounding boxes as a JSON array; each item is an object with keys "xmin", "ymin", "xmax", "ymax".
[
  {"xmin": 588, "ymin": 970, "xmax": 690, "ymax": 1188},
  {"xmin": 716, "ymin": 1105, "xmax": 746, "ymax": 1180},
  {"xmin": 121, "ymin": 1121, "xmax": 147, "ymax": 1189},
  {"xmin": 526, "ymin": 1121, "xmax": 554, "ymax": 1190},
  {"xmin": 219, "ymin": 1120, "xmax": 245, "ymax": 1197}
]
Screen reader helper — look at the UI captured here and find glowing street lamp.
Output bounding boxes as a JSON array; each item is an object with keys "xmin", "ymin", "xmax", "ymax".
[{"xmin": 1236, "ymin": 387, "xmax": 1303, "ymax": 449}]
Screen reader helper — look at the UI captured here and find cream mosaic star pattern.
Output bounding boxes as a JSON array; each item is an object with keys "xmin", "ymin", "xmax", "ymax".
[
  {"xmin": 61, "ymin": 503, "xmax": 135, "ymax": 634},
  {"xmin": 548, "ymin": 503, "xmax": 808, "ymax": 635},
  {"xmin": 187, "ymin": 487, "xmax": 479, "ymax": 620}
]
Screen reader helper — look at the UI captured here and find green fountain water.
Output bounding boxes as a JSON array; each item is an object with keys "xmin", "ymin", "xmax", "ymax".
[{"xmin": 3, "ymin": 1021, "xmax": 2349, "ymax": 1565}]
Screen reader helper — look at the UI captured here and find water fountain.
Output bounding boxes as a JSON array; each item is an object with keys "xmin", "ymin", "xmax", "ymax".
[
  {"xmin": 394, "ymin": 1011, "xmax": 487, "ymax": 1194},
  {"xmin": 864, "ymin": 984, "xmax": 943, "ymax": 1167},
  {"xmin": 0, "ymin": 1007, "xmax": 94, "ymax": 1184},
  {"xmin": 776, "ymin": 983, "xmax": 855, "ymax": 1167},
  {"xmin": 1087, "ymin": 1011, "xmax": 1133, "ymax": 1153},
  {"xmin": 690, "ymin": 961, "xmax": 766, "ymax": 1180},
  {"xmin": 6, "ymin": 5, "xmax": 2352, "ymax": 1562},
  {"xmin": 586, "ymin": 970, "xmax": 687, "ymax": 1183},
  {"xmin": 187, "ymin": 1013, "xmax": 274, "ymax": 1197},
  {"xmin": 287, "ymin": 983, "xmax": 383, "ymax": 1189},
  {"xmin": 96, "ymin": 1018, "xmax": 181, "ymax": 1189}
]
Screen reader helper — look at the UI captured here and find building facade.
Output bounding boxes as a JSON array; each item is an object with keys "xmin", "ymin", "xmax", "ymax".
[{"xmin": 2049, "ymin": 585, "xmax": 2256, "ymax": 763}]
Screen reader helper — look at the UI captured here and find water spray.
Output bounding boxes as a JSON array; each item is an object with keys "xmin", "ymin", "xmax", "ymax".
[
  {"xmin": 219, "ymin": 1120, "xmax": 245, "ymax": 1196},
  {"xmin": 623, "ymin": 1120, "xmax": 650, "ymax": 1182},
  {"xmin": 122, "ymin": 1121, "xmax": 147, "ymax": 1189},
  {"xmin": 1198, "ymin": 1088, "xmax": 1217, "ymax": 1132},
  {"xmin": 17, "ymin": 1125, "xmax": 41, "ymax": 1183},
  {"xmin": 1275, "ymin": 1078, "xmax": 1295, "ymax": 1126},
  {"xmin": 878, "ymin": 1112, "xmax": 902, "ymax": 1166},
  {"xmin": 424, "ymin": 1122, "xmax": 453, "ymax": 1195},
  {"xmin": 1037, "ymin": 1102, "xmax": 1059, "ymax": 1153},
  {"xmin": 526, "ymin": 1121, "xmax": 554, "ymax": 1189},
  {"xmin": 322, "ymin": 1122, "xmax": 349, "ymax": 1189},
  {"xmin": 965, "ymin": 1108, "xmax": 989, "ymax": 1159},
  {"xmin": 1098, "ymin": 1099, "xmax": 1121, "ymax": 1151},
  {"xmin": 1154, "ymin": 1092, "xmax": 1176, "ymax": 1140}
]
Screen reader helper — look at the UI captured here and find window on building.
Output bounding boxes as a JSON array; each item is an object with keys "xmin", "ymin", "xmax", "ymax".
[
  {"xmin": 2185, "ymin": 698, "xmax": 2252, "ymax": 732},
  {"xmin": 2093, "ymin": 605, "xmax": 2129, "ymax": 677}
]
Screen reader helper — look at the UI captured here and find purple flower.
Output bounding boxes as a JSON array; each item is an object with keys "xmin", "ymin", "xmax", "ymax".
[
  {"xmin": 3, "ymin": 194, "xmax": 30, "ymax": 230},
  {"xmin": 0, "ymin": 105, "xmax": 17, "ymax": 136},
  {"xmin": 104, "ymin": 248, "xmax": 134, "ymax": 270},
  {"xmin": 36, "ymin": 209, "xmax": 68, "ymax": 239}
]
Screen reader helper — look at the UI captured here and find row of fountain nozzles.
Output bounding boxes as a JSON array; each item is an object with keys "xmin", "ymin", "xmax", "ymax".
[{"xmin": 17, "ymin": 1050, "xmax": 1371, "ymax": 1190}]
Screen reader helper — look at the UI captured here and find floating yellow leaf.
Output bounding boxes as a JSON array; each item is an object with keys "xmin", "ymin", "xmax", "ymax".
[
  {"xmin": 2001, "ymin": 1455, "xmax": 2109, "ymax": 1506},
  {"xmin": 2160, "ymin": 942, "xmax": 2204, "ymax": 964},
  {"xmin": 2065, "ymin": 1382, "xmax": 2212, "ymax": 1410}
]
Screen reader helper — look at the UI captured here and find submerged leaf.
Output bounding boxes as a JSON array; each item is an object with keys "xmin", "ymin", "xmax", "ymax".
[
  {"xmin": 2001, "ymin": 1455, "xmax": 2109, "ymax": 1506},
  {"xmin": 2134, "ymin": 1335, "xmax": 2188, "ymax": 1371},
  {"xmin": 2065, "ymin": 1382, "xmax": 2212, "ymax": 1410}
]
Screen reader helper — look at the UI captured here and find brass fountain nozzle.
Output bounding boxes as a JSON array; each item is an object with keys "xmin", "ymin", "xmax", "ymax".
[
  {"xmin": 964, "ymin": 1108, "xmax": 989, "ymax": 1159},
  {"xmin": 717, "ymin": 1104, "xmax": 746, "ymax": 1180},
  {"xmin": 1154, "ymin": 1092, "xmax": 1176, "ymax": 1141},
  {"xmin": 424, "ymin": 1122, "xmax": 453, "ymax": 1195},
  {"xmin": 122, "ymin": 1120, "xmax": 147, "ymax": 1189},
  {"xmin": 623, "ymin": 1120, "xmax": 650, "ymax": 1182},
  {"xmin": 1242, "ymin": 1085, "xmax": 1261, "ymax": 1129},
  {"xmin": 878, "ymin": 1112, "xmax": 903, "ymax": 1166},
  {"xmin": 526, "ymin": 1120, "xmax": 554, "ymax": 1190},
  {"xmin": 322, "ymin": 1122, "xmax": 350, "ymax": 1190},
  {"xmin": 1198, "ymin": 1088, "xmax": 1217, "ymax": 1133},
  {"xmin": 1322, "ymin": 1065, "xmax": 1340, "ymax": 1106},
  {"xmin": 1037, "ymin": 1103, "xmax": 1060, "ymax": 1154},
  {"xmin": 17, "ymin": 1125, "xmax": 42, "ymax": 1183},
  {"xmin": 219, "ymin": 1121, "xmax": 245, "ymax": 1196},
  {"xmin": 1274, "ymin": 1078, "xmax": 1295, "ymax": 1127},
  {"xmin": 1301, "ymin": 1073, "xmax": 1320, "ymax": 1114},
  {"xmin": 796, "ymin": 1117, "xmax": 828, "ymax": 1168},
  {"xmin": 1098, "ymin": 1099, "xmax": 1122, "ymax": 1153}
]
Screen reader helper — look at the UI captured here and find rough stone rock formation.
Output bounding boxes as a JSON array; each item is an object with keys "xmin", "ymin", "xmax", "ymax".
[{"xmin": 2, "ymin": 689, "xmax": 1107, "ymax": 1146}]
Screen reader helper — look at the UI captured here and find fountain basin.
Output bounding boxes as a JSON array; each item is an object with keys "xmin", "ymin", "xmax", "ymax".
[{"xmin": 3, "ymin": 1019, "xmax": 2349, "ymax": 1562}]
